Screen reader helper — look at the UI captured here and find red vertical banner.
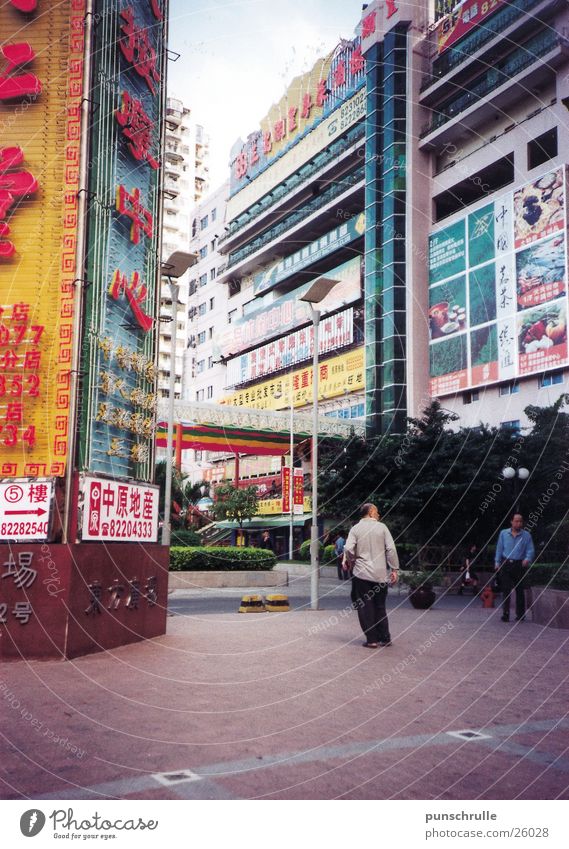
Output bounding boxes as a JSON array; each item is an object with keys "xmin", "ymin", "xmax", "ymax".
[
  {"xmin": 281, "ymin": 466, "xmax": 291, "ymax": 513},
  {"xmin": 293, "ymin": 469, "xmax": 304, "ymax": 514}
]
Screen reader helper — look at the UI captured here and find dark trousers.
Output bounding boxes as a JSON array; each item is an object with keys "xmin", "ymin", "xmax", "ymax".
[
  {"xmin": 500, "ymin": 559, "xmax": 525, "ymax": 618},
  {"xmin": 352, "ymin": 576, "xmax": 390, "ymax": 643}
]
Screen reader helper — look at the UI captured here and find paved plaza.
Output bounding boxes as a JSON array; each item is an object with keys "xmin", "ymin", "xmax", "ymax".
[{"xmin": 1, "ymin": 569, "xmax": 568, "ymax": 801}]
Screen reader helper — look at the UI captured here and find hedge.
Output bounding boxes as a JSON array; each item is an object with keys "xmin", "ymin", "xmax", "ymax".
[
  {"xmin": 170, "ymin": 528, "xmax": 202, "ymax": 546},
  {"xmin": 526, "ymin": 563, "xmax": 569, "ymax": 591},
  {"xmin": 170, "ymin": 546, "xmax": 276, "ymax": 572},
  {"xmin": 323, "ymin": 544, "xmax": 336, "ymax": 564},
  {"xmin": 299, "ymin": 540, "xmax": 324, "ymax": 561}
]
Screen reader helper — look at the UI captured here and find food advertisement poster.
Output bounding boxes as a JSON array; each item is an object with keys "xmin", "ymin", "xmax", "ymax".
[{"xmin": 428, "ymin": 166, "xmax": 568, "ymax": 396}]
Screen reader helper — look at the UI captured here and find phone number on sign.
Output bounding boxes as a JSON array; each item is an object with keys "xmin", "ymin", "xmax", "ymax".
[
  {"xmin": 90, "ymin": 519, "xmax": 155, "ymax": 540},
  {"xmin": 0, "ymin": 521, "xmax": 49, "ymax": 537}
]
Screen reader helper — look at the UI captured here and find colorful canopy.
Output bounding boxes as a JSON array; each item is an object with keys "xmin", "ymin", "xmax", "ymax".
[{"xmin": 155, "ymin": 421, "xmax": 308, "ymax": 456}]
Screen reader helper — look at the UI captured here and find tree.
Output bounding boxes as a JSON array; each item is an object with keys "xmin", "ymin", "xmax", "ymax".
[
  {"xmin": 211, "ymin": 484, "xmax": 259, "ymax": 528},
  {"xmin": 183, "ymin": 480, "xmax": 211, "ymax": 506}
]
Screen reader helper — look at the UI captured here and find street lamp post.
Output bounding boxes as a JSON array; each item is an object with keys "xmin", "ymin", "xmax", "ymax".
[
  {"xmin": 502, "ymin": 466, "xmax": 530, "ymax": 514},
  {"xmin": 160, "ymin": 251, "xmax": 198, "ymax": 547},
  {"xmin": 300, "ymin": 277, "xmax": 340, "ymax": 610}
]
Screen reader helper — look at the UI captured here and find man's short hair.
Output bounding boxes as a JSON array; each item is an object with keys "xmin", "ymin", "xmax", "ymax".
[{"xmin": 360, "ymin": 503, "xmax": 375, "ymax": 518}]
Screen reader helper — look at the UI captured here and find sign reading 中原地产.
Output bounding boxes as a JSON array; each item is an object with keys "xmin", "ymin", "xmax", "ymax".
[{"xmin": 428, "ymin": 166, "xmax": 568, "ymax": 396}]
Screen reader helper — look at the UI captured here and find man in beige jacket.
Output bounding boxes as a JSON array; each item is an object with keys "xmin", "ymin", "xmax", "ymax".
[{"xmin": 344, "ymin": 503, "xmax": 399, "ymax": 648}]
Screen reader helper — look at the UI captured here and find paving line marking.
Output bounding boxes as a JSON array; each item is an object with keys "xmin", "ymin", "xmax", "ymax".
[{"xmin": 32, "ymin": 716, "xmax": 569, "ymax": 800}]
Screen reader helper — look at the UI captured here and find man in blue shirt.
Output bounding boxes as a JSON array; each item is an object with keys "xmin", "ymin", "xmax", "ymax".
[{"xmin": 494, "ymin": 513, "xmax": 535, "ymax": 622}]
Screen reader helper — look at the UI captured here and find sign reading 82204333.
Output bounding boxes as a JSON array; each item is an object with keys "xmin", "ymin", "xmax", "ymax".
[{"xmin": 80, "ymin": 476, "xmax": 159, "ymax": 543}]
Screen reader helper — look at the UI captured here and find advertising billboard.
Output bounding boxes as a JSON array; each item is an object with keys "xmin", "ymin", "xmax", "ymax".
[
  {"xmin": 221, "ymin": 256, "xmax": 361, "ymax": 358},
  {"xmin": 436, "ymin": 0, "xmax": 506, "ymax": 55},
  {"xmin": 80, "ymin": 476, "xmax": 159, "ymax": 543},
  {"xmin": 79, "ymin": 0, "xmax": 167, "ymax": 481},
  {"xmin": 226, "ymin": 307, "xmax": 356, "ymax": 387},
  {"xmin": 0, "ymin": 1, "xmax": 85, "ymax": 478},
  {"xmin": 428, "ymin": 167, "xmax": 568, "ymax": 396},
  {"xmin": 221, "ymin": 348, "xmax": 365, "ymax": 411}
]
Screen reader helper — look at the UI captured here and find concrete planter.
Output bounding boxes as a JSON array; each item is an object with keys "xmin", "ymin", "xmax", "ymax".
[
  {"xmin": 528, "ymin": 587, "xmax": 569, "ymax": 629},
  {"xmin": 168, "ymin": 570, "xmax": 288, "ymax": 590}
]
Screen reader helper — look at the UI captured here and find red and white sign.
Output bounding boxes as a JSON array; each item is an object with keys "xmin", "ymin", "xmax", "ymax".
[
  {"xmin": 0, "ymin": 479, "xmax": 52, "ymax": 540},
  {"xmin": 282, "ymin": 467, "xmax": 291, "ymax": 513},
  {"xmin": 81, "ymin": 476, "xmax": 159, "ymax": 542},
  {"xmin": 293, "ymin": 469, "xmax": 304, "ymax": 515}
]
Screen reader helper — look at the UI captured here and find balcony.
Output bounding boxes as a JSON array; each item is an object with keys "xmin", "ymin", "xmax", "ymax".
[
  {"xmin": 421, "ymin": 0, "xmax": 560, "ymax": 95},
  {"xmin": 420, "ymin": 28, "xmax": 567, "ymax": 146}
]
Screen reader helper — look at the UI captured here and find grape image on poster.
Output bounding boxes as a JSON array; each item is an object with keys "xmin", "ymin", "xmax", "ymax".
[
  {"xmin": 471, "ymin": 324, "xmax": 499, "ymax": 385},
  {"xmin": 515, "ymin": 234, "xmax": 566, "ymax": 310},
  {"xmin": 518, "ymin": 301, "xmax": 567, "ymax": 376},
  {"xmin": 468, "ymin": 203, "xmax": 494, "ymax": 269},
  {"xmin": 429, "ymin": 275, "xmax": 467, "ymax": 340},
  {"xmin": 469, "ymin": 262, "xmax": 496, "ymax": 327},
  {"xmin": 514, "ymin": 168, "xmax": 565, "ymax": 249}
]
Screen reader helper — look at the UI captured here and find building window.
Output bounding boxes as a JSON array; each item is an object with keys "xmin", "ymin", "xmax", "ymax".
[
  {"xmin": 211, "ymin": 208, "xmax": 217, "ymax": 222},
  {"xmin": 197, "ymin": 331, "xmax": 206, "ymax": 345},
  {"xmin": 199, "ymin": 246, "xmax": 207, "ymax": 259},
  {"xmin": 528, "ymin": 128, "xmax": 557, "ymax": 171},
  {"xmin": 210, "ymin": 267, "xmax": 216, "ymax": 281},
  {"xmin": 434, "ymin": 155, "xmax": 514, "ymax": 221},
  {"xmin": 208, "ymin": 326, "xmax": 214, "ymax": 339},
  {"xmin": 228, "ymin": 278, "xmax": 241, "ymax": 297},
  {"xmin": 209, "ymin": 297, "xmax": 215, "ymax": 310},
  {"xmin": 198, "ymin": 302, "xmax": 206, "ymax": 316},
  {"xmin": 196, "ymin": 389, "xmax": 204, "ymax": 401},
  {"xmin": 539, "ymin": 370, "xmax": 564, "ymax": 388},
  {"xmin": 196, "ymin": 359, "xmax": 205, "ymax": 374},
  {"xmin": 191, "ymin": 219, "xmax": 197, "ymax": 237},
  {"xmin": 499, "ymin": 381, "xmax": 519, "ymax": 396},
  {"xmin": 501, "ymin": 420, "xmax": 521, "ymax": 432},
  {"xmin": 208, "ymin": 356, "xmax": 214, "ymax": 369},
  {"xmin": 211, "ymin": 238, "xmax": 217, "ymax": 251},
  {"xmin": 207, "ymin": 386, "xmax": 213, "ymax": 399},
  {"xmin": 228, "ymin": 309, "xmax": 237, "ymax": 324},
  {"xmin": 189, "ymin": 279, "xmax": 197, "ymax": 296},
  {"xmin": 463, "ymin": 390, "xmax": 480, "ymax": 404},
  {"xmin": 200, "ymin": 215, "xmax": 208, "ymax": 230},
  {"xmin": 199, "ymin": 273, "xmax": 207, "ymax": 287}
]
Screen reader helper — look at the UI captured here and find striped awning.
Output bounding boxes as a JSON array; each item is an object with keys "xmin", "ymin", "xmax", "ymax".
[{"xmin": 155, "ymin": 421, "xmax": 308, "ymax": 456}]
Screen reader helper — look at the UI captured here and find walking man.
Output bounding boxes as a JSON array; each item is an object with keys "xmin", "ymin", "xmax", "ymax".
[
  {"xmin": 344, "ymin": 503, "xmax": 399, "ymax": 648},
  {"xmin": 334, "ymin": 532, "xmax": 346, "ymax": 581},
  {"xmin": 494, "ymin": 513, "xmax": 535, "ymax": 622}
]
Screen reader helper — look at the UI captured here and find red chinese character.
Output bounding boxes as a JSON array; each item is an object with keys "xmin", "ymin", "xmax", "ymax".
[
  {"xmin": 301, "ymin": 92, "xmax": 313, "ymax": 119},
  {"xmin": 117, "ymin": 485, "xmax": 129, "ymax": 517},
  {"xmin": 361, "ymin": 10, "xmax": 377, "ymax": 38},
  {"xmin": 149, "ymin": 0, "xmax": 163, "ymax": 19},
  {"xmin": 116, "ymin": 185, "xmax": 153, "ymax": 245},
  {"xmin": 385, "ymin": 0, "xmax": 398, "ymax": 18},
  {"xmin": 0, "ymin": 43, "xmax": 42, "ymax": 101},
  {"xmin": 115, "ymin": 91, "xmax": 159, "ymax": 169},
  {"xmin": 119, "ymin": 7, "xmax": 160, "ymax": 96},
  {"xmin": 333, "ymin": 59, "xmax": 346, "ymax": 88},
  {"xmin": 109, "ymin": 268, "xmax": 153, "ymax": 332},
  {"xmin": 0, "ymin": 350, "xmax": 18, "ymax": 369},
  {"xmin": 250, "ymin": 139, "xmax": 259, "ymax": 165},
  {"xmin": 273, "ymin": 118, "xmax": 286, "ymax": 142},
  {"xmin": 320, "ymin": 364, "xmax": 329, "ymax": 380},
  {"xmin": 5, "ymin": 402, "xmax": 23, "ymax": 423},
  {"xmin": 11, "ymin": 302, "xmax": 29, "ymax": 322},
  {"xmin": 0, "ymin": 147, "xmax": 38, "ymax": 258},
  {"xmin": 29, "ymin": 483, "xmax": 48, "ymax": 503},
  {"xmin": 23, "ymin": 350, "xmax": 40, "ymax": 369},
  {"xmin": 349, "ymin": 45, "xmax": 365, "ymax": 76},
  {"xmin": 316, "ymin": 80, "xmax": 328, "ymax": 107},
  {"xmin": 130, "ymin": 489, "xmax": 141, "ymax": 518},
  {"xmin": 142, "ymin": 490, "xmax": 154, "ymax": 519},
  {"xmin": 288, "ymin": 106, "xmax": 298, "ymax": 132},
  {"xmin": 262, "ymin": 131, "xmax": 272, "ymax": 154},
  {"xmin": 235, "ymin": 151, "xmax": 247, "ymax": 180}
]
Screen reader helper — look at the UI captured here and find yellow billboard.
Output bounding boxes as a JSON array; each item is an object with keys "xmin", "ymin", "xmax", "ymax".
[
  {"xmin": 221, "ymin": 348, "xmax": 365, "ymax": 411},
  {"xmin": 0, "ymin": 2, "xmax": 84, "ymax": 477}
]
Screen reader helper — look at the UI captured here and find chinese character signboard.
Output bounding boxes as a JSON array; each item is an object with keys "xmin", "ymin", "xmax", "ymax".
[
  {"xmin": 293, "ymin": 469, "xmax": 304, "ymax": 515},
  {"xmin": 0, "ymin": 480, "xmax": 53, "ymax": 541},
  {"xmin": 428, "ymin": 167, "xmax": 568, "ymax": 396},
  {"xmin": 80, "ymin": 476, "xmax": 159, "ymax": 542},
  {"xmin": 78, "ymin": 0, "xmax": 167, "ymax": 481},
  {"xmin": 222, "ymin": 348, "xmax": 365, "ymax": 411},
  {"xmin": 436, "ymin": 0, "xmax": 506, "ymax": 55},
  {"xmin": 0, "ymin": 1, "xmax": 86, "ymax": 479},
  {"xmin": 282, "ymin": 467, "xmax": 291, "ymax": 514}
]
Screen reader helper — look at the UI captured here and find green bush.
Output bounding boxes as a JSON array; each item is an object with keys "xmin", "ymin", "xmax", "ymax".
[
  {"xmin": 171, "ymin": 528, "xmax": 202, "ymax": 546},
  {"xmin": 526, "ymin": 563, "xmax": 569, "ymax": 591},
  {"xmin": 170, "ymin": 546, "xmax": 276, "ymax": 572},
  {"xmin": 299, "ymin": 540, "xmax": 324, "ymax": 561},
  {"xmin": 323, "ymin": 544, "xmax": 337, "ymax": 564}
]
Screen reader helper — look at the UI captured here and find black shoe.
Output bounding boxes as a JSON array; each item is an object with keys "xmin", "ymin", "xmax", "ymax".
[
  {"xmin": 378, "ymin": 640, "xmax": 392, "ymax": 647},
  {"xmin": 501, "ymin": 615, "xmax": 510, "ymax": 622}
]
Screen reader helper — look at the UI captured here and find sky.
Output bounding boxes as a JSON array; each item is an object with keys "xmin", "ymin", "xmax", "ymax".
[{"xmin": 167, "ymin": 0, "xmax": 364, "ymax": 188}]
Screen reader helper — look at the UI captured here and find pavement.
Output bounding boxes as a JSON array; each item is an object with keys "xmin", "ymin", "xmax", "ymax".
[{"xmin": 1, "ymin": 566, "xmax": 568, "ymax": 801}]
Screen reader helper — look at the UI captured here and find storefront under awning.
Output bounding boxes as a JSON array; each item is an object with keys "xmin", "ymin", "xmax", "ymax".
[{"xmin": 212, "ymin": 516, "xmax": 310, "ymax": 530}]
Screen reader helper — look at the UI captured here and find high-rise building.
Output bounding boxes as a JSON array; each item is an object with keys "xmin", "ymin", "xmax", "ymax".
[{"xmin": 159, "ymin": 97, "xmax": 211, "ymax": 401}]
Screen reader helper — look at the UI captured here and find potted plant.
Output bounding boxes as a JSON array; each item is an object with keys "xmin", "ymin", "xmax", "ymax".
[{"xmin": 400, "ymin": 568, "xmax": 443, "ymax": 609}]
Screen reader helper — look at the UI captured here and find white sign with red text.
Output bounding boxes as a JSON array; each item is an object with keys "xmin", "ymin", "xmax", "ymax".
[
  {"xmin": 0, "ymin": 479, "xmax": 53, "ymax": 541},
  {"xmin": 80, "ymin": 476, "xmax": 159, "ymax": 542}
]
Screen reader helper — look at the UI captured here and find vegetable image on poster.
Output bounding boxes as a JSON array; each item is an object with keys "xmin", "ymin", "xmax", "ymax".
[{"xmin": 518, "ymin": 301, "xmax": 567, "ymax": 376}]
